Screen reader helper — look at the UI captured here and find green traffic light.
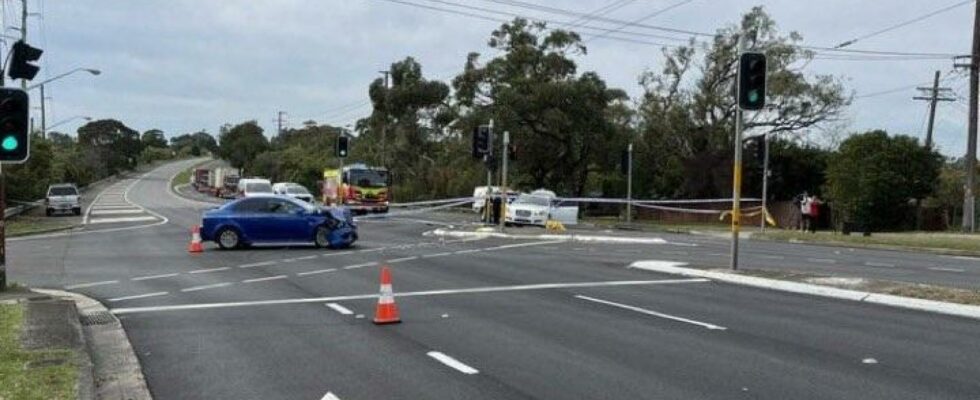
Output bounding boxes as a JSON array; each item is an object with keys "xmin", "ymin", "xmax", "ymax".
[
  {"xmin": 748, "ymin": 90, "xmax": 760, "ymax": 104},
  {"xmin": 1, "ymin": 135, "xmax": 17, "ymax": 151}
]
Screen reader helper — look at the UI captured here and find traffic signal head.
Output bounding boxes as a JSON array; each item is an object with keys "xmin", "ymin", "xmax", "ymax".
[
  {"xmin": 8, "ymin": 41, "xmax": 42, "ymax": 81},
  {"xmin": 0, "ymin": 88, "xmax": 29, "ymax": 163},
  {"xmin": 738, "ymin": 52, "xmax": 766, "ymax": 111},
  {"xmin": 336, "ymin": 135, "xmax": 350, "ymax": 158},
  {"xmin": 472, "ymin": 125, "xmax": 490, "ymax": 158}
]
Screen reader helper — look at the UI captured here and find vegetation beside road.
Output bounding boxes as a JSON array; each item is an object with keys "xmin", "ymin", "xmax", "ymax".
[
  {"xmin": 0, "ymin": 303, "xmax": 76, "ymax": 400},
  {"xmin": 7, "ymin": 216, "xmax": 77, "ymax": 237},
  {"xmin": 756, "ymin": 230, "xmax": 980, "ymax": 254}
]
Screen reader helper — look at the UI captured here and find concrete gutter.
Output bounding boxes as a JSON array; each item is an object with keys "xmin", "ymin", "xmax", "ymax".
[
  {"xmin": 630, "ymin": 261, "xmax": 980, "ymax": 321},
  {"xmin": 428, "ymin": 228, "xmax": 673, "ymax": 245},
  {"xmin": 34, "ymin": 289, "xmax": 152, "ymax": 400}
]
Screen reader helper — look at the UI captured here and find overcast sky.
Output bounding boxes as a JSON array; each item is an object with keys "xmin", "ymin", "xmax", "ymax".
[{"xmin": 26, "ymin": 0, "xmax": 974, "ymax": 156}]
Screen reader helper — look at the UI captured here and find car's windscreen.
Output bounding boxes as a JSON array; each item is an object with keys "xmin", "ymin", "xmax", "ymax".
[
  {"xmin": 286, "ymin": 186, "xmax": 309, "ymax": 195},
  {"xmin": 348, "ymin": 170, "xmax": 388, "ymax": 188},
  {"xmin": 246, "ymin": 183, "xmax": 272, "ymax": 193},
  {"xmin": 48, "ymin": 187, "xmax": 77, "ymax": 196},
  {"xmin": 515, "ymin": 195, "xmax": 550, "ymax": 206}
]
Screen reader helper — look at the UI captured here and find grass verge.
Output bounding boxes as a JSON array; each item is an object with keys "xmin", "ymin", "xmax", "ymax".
[
  {"xmin": 7, "ymin": 216, "xmax": 77, "ymax": 237},
  {"xmin": 171, "ymin": 166, "xmax": 192, "ymax": 191},
  {"xmin": 581, "ymin": 217, "xmax": 746, "ymax": 234},
  {"xmin": 0, "ymin": 303, "xmax": 76, "ymax": 400},
  {"xmin": 732, "ymin": 268, "xmax": 980, "ymax": 306},
  {"xmin": 756, "ymin": 230, "xmax": 980, "ymax": 255}
]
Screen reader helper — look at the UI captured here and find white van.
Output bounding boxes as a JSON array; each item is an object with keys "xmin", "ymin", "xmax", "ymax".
[
  {"xmin": 237, "ymin": 178, "xmax": 273, "ymax": 198},
  {"xmin": 472, "ymin": 186, "xmax": 500, "ymax": 213}
]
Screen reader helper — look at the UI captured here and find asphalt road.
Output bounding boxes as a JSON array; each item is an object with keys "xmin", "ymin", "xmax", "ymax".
[{"xmin": 9, "ymin": 159, "xmax": 980, "ymax": 399}]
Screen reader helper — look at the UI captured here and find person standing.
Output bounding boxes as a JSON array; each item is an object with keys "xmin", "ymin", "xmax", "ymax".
[
  {"xmin": 800, "ymin": 192, "xmax": 812, "ymax": 232},
  {"xmin": 808, "ymin": 195, "xmax": 822, "ymax": 233}
]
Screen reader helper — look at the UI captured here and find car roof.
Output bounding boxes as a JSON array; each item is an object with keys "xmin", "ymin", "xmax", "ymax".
[{"xmin": 48, "ymin": 183, "xmax": 77, "ymax": 188}]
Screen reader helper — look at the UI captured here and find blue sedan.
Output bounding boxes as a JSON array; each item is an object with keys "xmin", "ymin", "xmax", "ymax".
[{"xmin": 200, "ymin": 195, "xmax": 357, "ymax": 250}]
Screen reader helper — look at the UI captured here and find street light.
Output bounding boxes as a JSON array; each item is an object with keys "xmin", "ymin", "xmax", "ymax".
[
  {"xmin": 44, "ymin": 115, "xmax": 91, "ymax": 133},
  {"xmin": 26, "ymin": 67, "xmax": 100, "ymax": 90}
]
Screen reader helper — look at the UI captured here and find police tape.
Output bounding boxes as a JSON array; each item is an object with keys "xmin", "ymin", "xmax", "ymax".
[
  {"xmin": 389, "ymin": 197, "xmax": 477, "ymax": 208},
  {"xmin": 355, "ymin": 199, "xmax": 474, "ymax": 220}
]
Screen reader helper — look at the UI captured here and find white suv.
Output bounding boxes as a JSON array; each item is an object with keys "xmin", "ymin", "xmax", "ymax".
[{"xmin": 45, "ymin": 183, "xmax": 81, "ymax": 216}]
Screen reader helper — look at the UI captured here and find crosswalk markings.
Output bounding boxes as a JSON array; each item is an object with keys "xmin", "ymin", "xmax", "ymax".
[
  {"xmin": 90, "ymin": 209, "xmax": 144, "ymax": 215},
  {"xmin": 85, "ymin": 179, "xmax": 163, "ymax": 226},
  {"xmin": 88, "ymin": 216, "xmax": 158, "ymax": 224}
]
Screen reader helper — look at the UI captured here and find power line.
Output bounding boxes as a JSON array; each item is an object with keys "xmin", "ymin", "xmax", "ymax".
[
  {"xmin": 834, "ymin": 0, "xmax": 975, "ymax": 49},
  {"xmin": 567, "ymin": 0, "xmax": 636, "ymax": 28},
  {"xmin": 585, "ymin": 0, "xmax": 697, "ymax": 43}
]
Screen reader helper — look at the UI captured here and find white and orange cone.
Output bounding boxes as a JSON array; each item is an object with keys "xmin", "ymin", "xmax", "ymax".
[
  {"xmin": 373, "ymin": 266, "xmax": 401, "ymax": 324},
  {"xmin": 188, "ymin": 225, "xmax": 204, "ymax": 253}
]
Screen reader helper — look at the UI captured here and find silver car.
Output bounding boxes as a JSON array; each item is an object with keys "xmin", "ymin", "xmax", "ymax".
[{"xmin": 45, "ymin": 183, "xmax": 81, "ymax": 216}]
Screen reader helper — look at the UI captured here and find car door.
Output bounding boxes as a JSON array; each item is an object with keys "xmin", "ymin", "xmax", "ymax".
[
  {"xmin": 265, "ymin": 198, "xmax": 311, "ymax": 242},
  {"xmin": 234, "ymin": 198, "xmax": 274, "ymax": 242}
]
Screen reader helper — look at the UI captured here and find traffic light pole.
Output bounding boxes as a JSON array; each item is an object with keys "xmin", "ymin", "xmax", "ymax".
[
  {"xmin": 626, "ymin": 143, "xmax": 633, "ymax": 224},
  {"xmin": 499, "ymin": 130, "xmax": 509, "ymax": 231},
  {"xmin": 760, "ymin": 132, "xmax": 769, "ymax": 231},
  {"xmin": 484, "ymin": 119, "xmax": 494, "ymax": 224},
  {"xmin": 0, "ymin": 163, "xmax": 5, "ymax": 291},
  {"xmin": 731, "ymin": 36, "xmax": 747, "ymax": 271}
]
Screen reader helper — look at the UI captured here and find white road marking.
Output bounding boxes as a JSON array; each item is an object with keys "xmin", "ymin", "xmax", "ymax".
[
  {"xmin": 65, "ymin": 280, "xmax": 119, "ymax": 289},
  {"xmin": 758, "ymin": 255, "xmax": 785, "ymax": 260},
  {"xmin": 357, "ymin": 248, "xmax": 386, "ymax": 253},
  {"xmin": 181, "ymin": 282, "xmax": 232, "ymax": 292},
  {"xmin": 189, "ymin": 267, "xmax": 230, "ymax": 274},
  {"xmin": 239, "ymin": 261, "xmax": 277, "ymax": 268},
  {"xmin": 574, "ymin": 295, "xmax": 727, "ymax": 331},
  {"xmin": 89, "ymin": 209, "xmax": 144, "ymax": 215},
  {"xmin": 486, "ymin": 240, "xmax": 565, "ymax": 250},
  {"xmin": 131, "ymin": 273, "xmax": 179, "ymax": 281},
  {"xmin": 865, "ymin": 262, "xmax": 895, "ymax": 268},
  {"xmin": 326, "ymin": 303, "xmax": 354, "ymax": 315},
  {"xmin": 87, "ymin": 216, "xmax": 158, "ymax": 224},
  {"xmin": 108, "ymin": 292, "xmax": 169, "ymax": 302},
  {"xmin": 427, "ymin": 351, "xmax": 479, "ymax": 375},
  {"xmin": 243, "ymin": 275, "xmax": 288, "ymax": 283},
  {"xmin": 321, "ymin": 392, "xmax": 341, "ymax": 400},
  {"xmin": 322, "ymin": 251, "xmax": 354, "ymax": 257},
  {"xmin": 943, "ymin": 255, "xmax": 980, "ymax": 261},
  {"xmin": 281, "ymin": 258, "xmax": 298, "ymax": 263},
  {"xmin": 297, "ymin": 268, "xmax": 338, "ymax": 277},
  {"xmin": 929, "ymin": 267, "xmax": 965, "ymax": 272},
  {"xmin": 862, "ymin": 358, "xmax": 878, "ymax": 364},
  {"xmin": 421, "ymin": 252, "xmax": 453, "ymax": 258},
  {"xmin": 454, "ymin": 249, "xmax": 482, "ymax": 255},
  {"xmin": 707, "ymin": 253, "xmax": 727, "ymax": 257},
  {"xmin": 112, "ymin": 278, "xmax": 709, "ymax": 314},
  {"xmin": 343, "ymin": 262, "xmax": 377, "ymax": 270},
  {"xmin": 295, "ymin": 255, "xmax": 317, "ymax": 261},
  {"xmin": 388, "ymin": 256, "xmax": 418, "ymax": 263},
  {"xmin": 807, "ymin": 258, "xmax": 837, "ymax": 264}
]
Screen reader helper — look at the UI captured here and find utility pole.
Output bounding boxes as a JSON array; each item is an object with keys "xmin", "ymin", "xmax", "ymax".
[
  {"xmin": 499, "ymin": 130, "xmax": 509, "ymax": 231},
  {"xmin": 958, "ymin": 2, "xmax": 980, "ymax": 232},
  {"xmin": 39, "ymin": 84, "xmax": 45, "ymax": 138},
  {"xmin": 730, "ymin": 36, "xmax": 747, "ymax": 271},
  {"xmin": 20, "ymin": 0, "xmax": 27, "ymax": 91},
  {"xmin": 626, "ymin": 142, "xmax": 633, "ymax": 224},
  {"xmin": 379, "ymin": 70, "xmax": 390, "ymax": 170},
  {"xmin": 913, "ymin": 70, "xmax": 955, "ymax": 150},
  {"xmin": 276, "ymin": 111, "xmax": 286, "ymax": 136},
  {"xmin": 2, "ymin": 0, "xmax": 28, "ymax": 290},
  {"xmin": 760, "ymin": 133, "xmax": 770, "ymax": 231},
  {"xmin": 485, "ymin": 119, "xmax": 494, "ymax": 224}
]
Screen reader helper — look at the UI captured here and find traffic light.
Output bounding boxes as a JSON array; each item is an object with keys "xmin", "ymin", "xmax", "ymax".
[
  {"xmin": 0, "ymin": 88, "xmax": 29, "ymax": 163},
  {"xmin": 472, "ymin": 125, "xmax": 490, "ymax": 158},
  {"xmin": 8, "ymin": 41, "xmax": 42, "ymax": 81},
  {"xmin": 737, "ymin": 52, "xmax": 766, "ymax": 111},
  {"xmin": 336, "ymin": 135, "xmax": 350, "ymax": 158}
]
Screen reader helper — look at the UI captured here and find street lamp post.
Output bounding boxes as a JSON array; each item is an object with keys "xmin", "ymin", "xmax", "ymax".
[
  {"xmin": 44, "ymin": 115, "xmax": 91, "ymax": 133},
  {"xmin": 26, "ymin": 68, "xmax": 100, "ymax": 139}
]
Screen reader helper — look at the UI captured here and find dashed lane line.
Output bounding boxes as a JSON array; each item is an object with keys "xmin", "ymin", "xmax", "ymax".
[
  {"xmin": 243, "ymin": 275, "xmax": 288, "ymax": 283},
  {"xmin": 427, "ymin": 351, "xmax": 479, "ymax": 375},
  {"xmin": 189, "ymin": 267, "xmax": 231, "ymax": 274},
  {"xmin": 297, "ymin": 268, "xmax": 338, "ymax": 277},
  {"xmin": 239, "ymin": 261, "xmax": 278, "ymax": 269},
  {"xmin": 131, "ymin": 273, "xmax": 180, "ymax": 281},
  {"xmin": 453, "ymin": 249, "xmax": 482, "ymax": 255},
  {"xmin": 929, "ymin": 267, "xmax": 965, "ymax": 273},
  {"xmin": 65, "ymin": 280, "xmax": 120, "ymax": 290},
  {"xmin": 865, "ymin": 262, "xmax": 896, "ymax": 268},
  {"xmin": 181, "ymin": 282, "xmax": 233, "ymax": 292},
  {"xmin": 574, "ymin": 294, "xmax": 727, "ymax": 331},
  {"xmin": 344, "ymin": 262, "xmax": 378, "ymax": 270},
  {"xmin": 326, "ymin": 303, "xmax": 354, "ymax": 315},
  {"xmin": 108, "ymin": 292, "xmax": 169, "ymax": 302},
  {"xmin": 421, "ymin": 252, "xmax": 453, "ymax": 258},
  {"xmin": 111, "ymin": 278, "xmax": 710, "ymax": 314},
  {"xmin": 388, "ymin": 256, "xmax": 419, "ymax": 263},
  {"xmin": 807, "ymin": 258, "xmax": 837, "ymax": 264}
]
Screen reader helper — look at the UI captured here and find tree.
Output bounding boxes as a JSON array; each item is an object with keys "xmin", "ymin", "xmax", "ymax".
[
  {"xmin": 77, "ymin": 119, "xmax": 141, "ymax": 175},
  {"xmin": 825, "ymin": 130, "xmax": 942, "ymax": 231},
  {"xmin": 5, "ymin": 134, "xmax": 54, "ymax": 200},
  {"xmin": 218, "ymin": 121, "xmax": 269, "ymax": 175},
  {"xmin": 452, "ymin": 18, "xmax": 627, "ymax": 196},
  {"xmin": 141, "ymin": 129, "xmax": 168, "ymax": 149},
  {"xmin": 635, "ymin": 6, "xmax": 848, "ymax": 198}
]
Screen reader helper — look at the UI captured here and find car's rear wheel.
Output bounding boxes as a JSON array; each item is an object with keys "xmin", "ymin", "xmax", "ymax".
[
  {"xmin": 216, "ymin": 228, "xmax": 241, "ymax": 250},
  {"xmin": 314, "ymin": 225, "xmax": 331, "ymax": 248}
]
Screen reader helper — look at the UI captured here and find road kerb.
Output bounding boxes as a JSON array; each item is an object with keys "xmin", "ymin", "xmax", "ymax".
[
  {"xmin": 33, "ymin": 289, "xmax": 152, "ymax": 400},
  {"xmin": 629, "ymin": 261, "xmax": 980, "ymax": 321}
]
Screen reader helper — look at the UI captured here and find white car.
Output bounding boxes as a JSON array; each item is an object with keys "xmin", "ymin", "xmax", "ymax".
[
  {"xmin": 505, "ymin": 193, "xmax": 554, "ymax": 226},
  {"xmin": 273, "ymin": 182, "xmax": 315, "ymax": 203},
  {"xmin": 45, "ymin": 183, "xmax": 81, "ymax": 216},
  {"xmin": 237, "ymin": 178, "xmax": 274, "ymax": 198}
]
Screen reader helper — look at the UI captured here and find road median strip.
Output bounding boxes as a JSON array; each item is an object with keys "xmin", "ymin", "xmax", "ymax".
[
  {"xmin": 629, "ymin": 260, "xmax": 980, "ymax": 321},
  {"xmin": 428, "ymin": 228, "xmax": 678, "ymax": 245}
]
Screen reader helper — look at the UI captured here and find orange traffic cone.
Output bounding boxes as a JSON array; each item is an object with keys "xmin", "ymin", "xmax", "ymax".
[
  {"xmin": 373, "ymin": 266, "xmax": 401, "ymax": 324},
  {"xmin": 188, "ymin": 225, "xmax": 204, "ymax": 253}
]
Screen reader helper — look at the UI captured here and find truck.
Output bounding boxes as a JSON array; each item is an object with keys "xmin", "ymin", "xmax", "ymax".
[
  {"xmin": 323, "ymin": 164, "xmax": 390, "ymax": 214},
  {"xmin": 191, "ymin": 168, "xmax": 211, "ymax": 192},
  {"xmin": 208, "ymin": 168, "xmax": 240, "ymax": 198}
]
